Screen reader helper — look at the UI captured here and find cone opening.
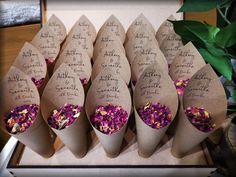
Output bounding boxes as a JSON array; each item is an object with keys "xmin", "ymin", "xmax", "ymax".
[{"xmin": 47, "ymin": 103, "xmax": 83, "ymax": 130}]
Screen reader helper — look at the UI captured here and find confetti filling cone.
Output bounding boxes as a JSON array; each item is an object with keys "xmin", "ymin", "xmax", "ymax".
[
  {"xmin": 137, "ymin": 102, "xmax": 172, "ymax": 129},
  {"xmin": 90, "ymin": 104, "xmax": 128, "ymax": 135},
  {"xmin": 48, "ymin": 104, "xmax": 82, "ymax": 130},
  {"xmin": 4, "ymin": 104, "xmax": 39, "ymax": 134},
  {"xmin": 31, "ymin": 77, "xmax": 45, "ymax": 88},
  {"xmin": 185, "ymin": 107, "xmax": 215, "ymax": 132},
  {"xmin": 80, "ymin": 78, "xmax": 88, "ymax": 86},
  {"xmin": 174, "ymin": 79, "xmax": 190, "ymax": 96}
]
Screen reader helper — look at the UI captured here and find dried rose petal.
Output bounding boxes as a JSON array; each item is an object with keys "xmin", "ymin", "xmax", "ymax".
[
  {"xmin": 132, "ymin": 80, "xmax": 137, "ymax": 87},
  {"xmin": 80, "ymin": 78, "xmax": 88, "ymax": 86},
  {"xmin": 137, "ymin": 102, "xmax": 172, "ymax": 129},
  {"xmin": 4, "ymin": 104, "xmax": 39, "ymax": 134},
  {"xmin": 45, "ymin": 58, "xmax": 54, "ymax": 65},
  {"xmin": 31, "ymin": 77, "xmax": 45, "ymax": 88},
  {"xmin": 174, "ymin": 79, "xmax": 190, "ymax": 96},
  {"xmin": 90, "ymin": 104, "xmax": 128, "ymax": 135},
  {"xmin": 47, "ymin": 104, "xmax": 82, "ymax": 130},
  {"xmin": 185, "ymin": 106, "xmax": 215, "ymax": 132}
]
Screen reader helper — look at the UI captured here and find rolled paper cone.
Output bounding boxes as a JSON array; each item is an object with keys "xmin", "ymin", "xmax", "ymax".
[
  {"xmin": 68, "ymin": 15, "xmax": 97, "ymax": 43},
  {"xmin": 171, "ymin": 64, "xmax": 227, "ymax": 158},
  {"xmin": 126, "ymin": 13, "xmax": 155, "ymax": 42},
  {"xmin": 93, "ymin": 30, "xmax": 125, "ymax": 60},
  {"xmin": 45, "ymin": 14, "xmax": 67, "ymax": 44},
  {"xmin": 97, "ymin": 14, "xmax": 126, "ymax": 44},
  {"xmin": 85, "ymin": 68, "xmax": 131, "ymax": 157},
  {"xmin": 0, "ymin": 66, "xmax": 55, "ymax": 158},
  {"xmin": 41, "ymin": 63, "xmax": 88, "ymax": 157},
  {"xmin": 133, "ymin": 64, "xmax": 178, "ymax": 157},
  {"xmin": 156, "ymin": 15, "xmax": 176, "ymax": 46}
]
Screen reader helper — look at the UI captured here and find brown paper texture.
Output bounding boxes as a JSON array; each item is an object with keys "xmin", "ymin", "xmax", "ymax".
[
  {"xmin": 0, "ymin": 66, "xmax": 55, "ymax": 158},
  {"xmin": 54, "ymin": 40, "xmax": 92, "ymax": 86},
  {"xmin": 91, "ymin": 47, "xmax": 131, "ymax": 85},
  {"xmin": 85, "ymin": 68, "xmax": 132, "ymax": 157},
  {"xmin": 171, "ymin": 64, "xmax": 227, "ymax": 158},
  {"xmin": 45, "ymin": 14, "xmax": 67, "ymax": 44},
  {"xmin": 68, "ymin": 15, "xmax": 97, "ymax": 43},
  {"xmin": 41, "ymin": 63, "xmax": 88, "ymax": 157},
  {"xmin": 31, "ymin": 25, "xmax": 60, "ymax": 64},
  {"xmin": 126, "ymin": 13, "xmax": 155, "ymax": 41},
  {"xmin": 61, "ymin": 28, "xmax": 94, "ymax": 58},
  {"xmin": 12, "ymin": 42, "xmax": 48, "ymax": 91},
  {"xmin": 133, "ymin": 64, "xmax": 178, "ymax": 157},
  {"xmin": 97, "ymin": 14, "xmax": 126, "ymax": 44},
  {"xmin": 169, "ymin": 42, "xmax": 206, "ymax": 81},
  {"xmin": 93, "ymin": 30, "xmax": 125, "ymax": 60},
  {"xmin": 156, "ymin": 15, "xmax": 176, "ymax": 46},
  {"xmin": 159, "ymin": 31, "xmax": 183, "ymax": 65},
  {"xmin": 131, "ymin": 42, "xmax": 168, "ymax": 84},
  {"xmin": 125, "ymin": 27, "xmax": 158, "ymax": 64}
]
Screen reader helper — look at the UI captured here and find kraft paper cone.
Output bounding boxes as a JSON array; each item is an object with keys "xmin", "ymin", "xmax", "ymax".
[
  {"xmin": 93, "ymin": 30, "xmax": 125, "ymax": 60},
  {"xmin": 171, "ymin": 64, "xmax": 227, "ymax": 158},
  {"xmin": 61, "ymin": 28, "xmax": 94, "ymax": 58},
  {"xmin": 0, "ymin": 66, "xmax": 55, "ymax": 158},
  {"xmin": 53, "ymin": 40, "xmax": 92, "ymax": 88},
  {"xmin": 131, "ymin": 42, "xmax": 168, "ymax": 85},
  {"xmin": 85, "ymin": 68, "xmax": 132, "ymax": 157},
  {"xmin": 126, "ymin": 13, "xmax": 155, "ymax": 41},
  {"xmin": 68, "ymin": 15, "xmax": 97, "ymax": 43},
  {"xmin": 91, "ymin": 47, "xmax": 131, "ymax": 85},
  {"xmin": 97, "ymin": 15, "xmax": 126, "ymax": 44},
  {"xmin": 133, "ymin": 64, "xmax": 178, "ymax": 157},
  {"xmin": 41, "ymin": 63, "xmax": 88, "ymax": 158},
  {"xmin": 12, "ymin": 42, "xmax": 48, "ymax": 93},
  {"xmin": 45, "ymin": 14, "xmax": 67, "ymax": 44},
  {"xmin": 125, "ymin": 27, "xmax": 158, "ymax": 64},
  {"xmin": 31, "ymin": 25, "xmax": 60, "ymax": 66},
  {"xmin": 159, "ymin": 31, "xmax": 183, "ymax": 66},
  {"xmin": 156, "ymin": 15, "xmax": 176, "ymax": 46}
]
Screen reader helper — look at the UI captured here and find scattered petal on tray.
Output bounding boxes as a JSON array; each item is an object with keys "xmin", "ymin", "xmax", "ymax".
[
  {"xmin": 137, "ymin": 102, "xmax": 172, "ymax": 129},
  {"xmin": 174, "ymin": 79, "xmax": 190, "ymax": 96},
  {"xmin": 90, "ymin": 104, "xmax": 128, "ymax": 135},
  {"xmin": 5, "ymin": 104, "xmax": 39, "ymax": 134},
  {"xmin": 185, "ymin": 106, "xmax": 215, "ymax": 132},
  {"xmin": 48, "ymin": 104, "xmax": 82, "ymax": 130}
]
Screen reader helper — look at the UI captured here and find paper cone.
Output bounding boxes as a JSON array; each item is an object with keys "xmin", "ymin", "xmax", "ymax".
[
  {"xmin": 0, "ymin": 66, "xmax": 55, "ymax": 158},
  {"xmin": 93, "ymin": 30, "xmax": 125, "ymax": 60},
  {"xmin": 133, "ymin": 64, "xmax": 178, "ymax": 157},
  {"xmin": 171, "ymin": 64, "xmax": 227, "ymax": 158},
  {"xmin": 97, "ymin": 15, "xmax": 126, "ymax": 43},
  {"xmin": 85, "ymin": 68, "xmax": 132, "ymax": 157},
  {"xmin": 53, "ymin": 40, "xmax": 92, "ymax": 88},
  {"xmin": 68, "ymin": 15, "xmax": 97, "ymax": 43},
  {"xmin": 61, "ymin": 28, "xmax": 93, "ymax": 58},
  {"xmin": 12, "ymin": 42, "xmax": 48, "ymax": 93},
  {"xmin": 156, "ymin": 15, "xmax": 176, "ymax": 46},
  {"xmin": 126, "ymin": 13, "xmax": 155, "ymax": 41},
  {"xmin": 41, "ymin": 63, "xmax": 88, "ymax": 158},
  {"xmin": 125, "ymin": 26, "xmax": 158, "ymax": 64},
  {"xmin": 91, "ymin": 47, "xmax": 131, "ymax": 85},
  {"xmin": 45, "ymin": 14, "xmax": 67, "ymax": 44},
  {"xmin": 131, "ymin": 42, "xmax": 168, "ymax": 85}
]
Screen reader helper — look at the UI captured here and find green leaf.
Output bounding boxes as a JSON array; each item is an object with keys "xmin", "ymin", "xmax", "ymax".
[
  {"xmin": 232, "ymin": 89, "xmax": 236, "ymax": 101},
  {"xmin": 198, "ymin": 48, "xmax": 232, "ymax": 80},
  {"xmin": 205, "ymin": 43, "xmax": 227, "ymax": 57},
  {"xmin": 177, "ymin": 0, "xmax": 221, "ymax": 12},
  {"xmin": 215, "ymin": 21, "xmax": 236, "ymax": 48},
  {"xmin": 204, "ymin": 24, "xmax": 220, "ymax": 42}
]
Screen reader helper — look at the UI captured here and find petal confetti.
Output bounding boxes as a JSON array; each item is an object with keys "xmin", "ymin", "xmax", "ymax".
[
  {"xmin": 80, "ymin": 78, "xmax": 88, "ymax": 86},
  {"xmin": 4, "ymin": 104, "xmax": 39, "ymax": 134},
  {"xmin": 185, "ymin": 106, "xmax": 215, "ymax": 132},
  {"xmin": 31, "ymin": 77, "xmax": 45, "ymax": 88},
  {"xmin": 45, "ymin": 57, "xmax": 54, "ymax": 65},
  {"xmin": 48, "ymin": 104, "xmax": 82, "ymax": 130},
  {"xmin": 137, "ymin": 102, "xmax": 172, "ymax": 129},
  {"xmin": 90, "ymin": 104, "xmax": 128, "ymax": 135},
  {"xmin": 174, "ymin": 79, "xmax": 190, "ymax": 96}
]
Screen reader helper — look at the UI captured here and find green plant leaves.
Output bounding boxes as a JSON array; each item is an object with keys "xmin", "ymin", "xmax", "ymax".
[
  {"xmin": 177, "ymin": 0, "xmax": 221, "ymax": 12},
  {"xmin": 215, "ymin": 21, "xmax": 236, "ymax": 48},
  {"xmin": 199, "ymin": 48, "xmax": 232, "ymax": 80}
]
